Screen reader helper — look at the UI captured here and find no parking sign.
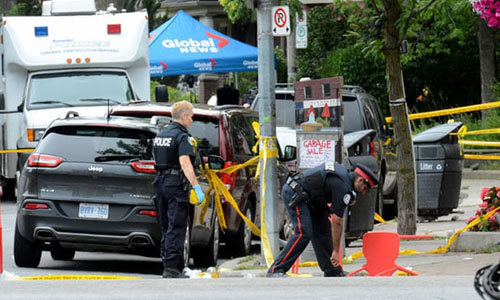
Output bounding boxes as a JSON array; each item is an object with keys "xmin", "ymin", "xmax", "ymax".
[{"xmin": 272, "ymin": 6, "xmax": 290, "ymax": 36}]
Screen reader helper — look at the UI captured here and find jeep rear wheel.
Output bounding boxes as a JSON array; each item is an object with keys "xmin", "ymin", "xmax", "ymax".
[{"xmin": 14, "ymin": 224, "xmax": 42, "ymax": 268}]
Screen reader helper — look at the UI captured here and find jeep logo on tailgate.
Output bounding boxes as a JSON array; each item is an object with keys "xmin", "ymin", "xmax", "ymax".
[{"xmin": 88, "ymin": 165, "xmax": 104, "ymax": 172}]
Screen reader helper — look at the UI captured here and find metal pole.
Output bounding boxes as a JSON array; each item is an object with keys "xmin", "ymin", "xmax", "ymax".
[{"xmin": 256, "ymin": 0, "xmax": 279, "ymax": 261}]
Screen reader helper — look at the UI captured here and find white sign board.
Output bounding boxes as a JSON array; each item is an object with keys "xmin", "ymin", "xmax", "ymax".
[
  {"xmin": 272, "ymin": 6, "xmax": 290, "ymax": 36},
  {"xmin": 296, "ymin": 10, "xmax": 307, "ymax": 49},
  {"xmin": 299, "ymin": 138, "xmax": 336, "ymax": 169}
]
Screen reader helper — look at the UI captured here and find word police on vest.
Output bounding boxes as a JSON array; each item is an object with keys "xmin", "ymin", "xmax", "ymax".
[
  {"xmin": 354, "ymin": 164, "xmax": 378, "ymax": 188},
  {"xmin": 154, "ymin": 137, "xmax": 172, "ymax": 147}
]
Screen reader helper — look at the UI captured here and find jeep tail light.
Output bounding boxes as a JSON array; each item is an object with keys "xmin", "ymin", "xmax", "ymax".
[
  {"xmin": 370, "ymin": 141, "xmax": 375, "ymax": 157},
  {"xmin": 25, "ymin": 203, "xmax": 49, "ymax": 210},
  {"xmin": 219, "ymin": 161, "xmax": 237, "ymax": 191},
  {"xmin": 27, "ymin": 153, "xmax": 62, "ymax": 168},
  {"xmin": 131, "ymin": 160, "xmax": 156, "ymax": 173},
  {"xmin": 139, "ymin": 210, "xmax": 157, "ymax": 217}
]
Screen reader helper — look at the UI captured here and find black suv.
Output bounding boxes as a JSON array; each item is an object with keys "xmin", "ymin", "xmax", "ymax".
[
  {"xmin": 14, "ymin": 115, "xmax": 221, "ymax": 269},
  {"xmin": 341, "ymin": 85, "xmax": 396, "ymax": 219},
  {"xmin": 111, "ymin": 103, "xmax": 292, "ymax": 257}
]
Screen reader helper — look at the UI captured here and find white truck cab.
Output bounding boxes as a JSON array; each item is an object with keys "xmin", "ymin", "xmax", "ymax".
[{"xmin": 0, "ymin": 0, "xmax": 150, "ymax": 199}]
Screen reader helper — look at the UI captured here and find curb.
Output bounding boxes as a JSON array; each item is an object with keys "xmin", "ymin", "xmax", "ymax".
[
  {"xmin": 449, "ymin": 231, "xmax": 500, "ymax": 252},
  {"xmin": 461, "ymin": 169, "xmax": 500, "ymax": 180}
]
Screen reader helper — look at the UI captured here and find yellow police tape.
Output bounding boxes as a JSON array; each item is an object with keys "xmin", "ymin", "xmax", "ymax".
[
  {"xmin": 14, "ymin": 275, "xmax": 141, "ymax": 280},
  {"xmin": 464, "ymin": 154, "xmax": 500, "ymax": 160},
  {"xmin": 0, "ymin": 149, "xmax": 35, "ymax": 154},
  {"xmin": 189, "ymin": 121, "xmax": 280, "ymax": 268},
  {"xmin": 447, "ymin": 125, "xmax": 500, "ymax": 159},
  {"xmin": 258, "ymin": 136, "xmax": 279, "ymax": 267},
  {"xmin": 385, "ymin": 100, "xmax": 500, "ymax": 123}
]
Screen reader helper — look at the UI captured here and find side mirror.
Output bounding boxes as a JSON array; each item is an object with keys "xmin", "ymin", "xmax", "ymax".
[
  {"xmin": 0, "ymin": 92, "xmax": 4, "ymax": 110},
  {"xmin": 155, "ymin": 85, "xmax": 169, "ymax": 103},
  {"xmin": 283, "ymin": 145, "xmax": 297, "ymax": 161},
  {"xmin": 17, "ymin": 102, "xmax": 23, "ymax": 112},
  {"xmin": 208, "ymin": 155, "xmax": 225, "ymax": 170}
]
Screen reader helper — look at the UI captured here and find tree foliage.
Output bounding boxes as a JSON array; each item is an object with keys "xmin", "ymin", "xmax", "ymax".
[
  {"xmin": 296, "ymin": 5, "xmax": 351, "ymax": 80},
  {"xmin": 124, "ymin": 0, "xmax": 166, "ymax": 31},
  {"xmin": 7, "ymin": 0, "xmax": 41, "ymax": 16},
  {"xmin": 218, "ymin": 0, "xmax": 303, "ymax": 24}
]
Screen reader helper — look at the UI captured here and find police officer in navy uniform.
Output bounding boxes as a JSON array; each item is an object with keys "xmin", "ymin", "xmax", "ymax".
[
  {"xmin": 267, "ymin": 162, "xmax": 378, "ymax": 277},
  {"xmin": 152, "ymin": 100, "xmax": 205, "ymax": 279}
]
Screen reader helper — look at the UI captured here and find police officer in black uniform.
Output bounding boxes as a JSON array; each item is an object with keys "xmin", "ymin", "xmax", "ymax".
[
  {"xmin": 267, "ymin": 162, "xmax": 378, "ymax": 277},
  {"xmin": 152, "ymin": 100, "xmax": 205, "ymax": 279}
]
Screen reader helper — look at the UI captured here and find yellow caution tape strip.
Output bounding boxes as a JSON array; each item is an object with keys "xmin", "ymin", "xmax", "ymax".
[
  {"xmin": 374, "ymin": 212, "xmax": 387, "ymax": 224},
  {"xmin": 14, "ymin": 275, "xmax": 141, "ymax": 280},
  {"xmin": 464, "ymin": 154, "xmax": 500, "ymax": 160},
  {"xmin": 385, "ymin": 100, "xmax": 500, "ymax": 123},
  {"xmin": 0, "ymin": 149, "xmax": 35, "ymax": 154},
  {"xmin": 460, "ymin": 140, "xmax": 500, "ymax": 147},
  {"xmin": 258, "ymin": 135, "xmax": 279, "ymax": 268}
]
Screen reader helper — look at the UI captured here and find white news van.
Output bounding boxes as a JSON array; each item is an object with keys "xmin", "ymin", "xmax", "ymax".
[{"xmin": 0, "ymin": 0, "xmax": 150, "ymax": 198}]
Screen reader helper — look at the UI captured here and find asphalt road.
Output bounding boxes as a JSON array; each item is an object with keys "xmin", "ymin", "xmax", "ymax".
[{"xmin": 0, "ymin": 276, "xmax": 480, "ymax": 299}]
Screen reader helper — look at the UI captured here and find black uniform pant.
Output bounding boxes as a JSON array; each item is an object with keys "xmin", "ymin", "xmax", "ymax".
[
  {"xmin": 153, "ymin": 175, "xmax": 189, "ymax": 272},
  {"xmin": 268, "ymin": 184, "xmax": 343, "ymax": 276}
]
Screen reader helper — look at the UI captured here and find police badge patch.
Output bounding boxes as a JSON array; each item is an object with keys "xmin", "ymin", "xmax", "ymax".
[
  {"xmin": 343, "ymin": 193, "xmax": 351, "ymax": 205},
  {"xmin": 325, "ymin": 162, "xmax": 335, "ymax": 171}
]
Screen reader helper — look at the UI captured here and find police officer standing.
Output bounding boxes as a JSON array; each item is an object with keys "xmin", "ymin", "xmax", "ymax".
[
  {"xmin": 152, "ymin": 100, "xmax": 205, "ymax": 279},
  {"xmin": 267, "ymin": 162, "xmax": 378, "ymax": 277}
]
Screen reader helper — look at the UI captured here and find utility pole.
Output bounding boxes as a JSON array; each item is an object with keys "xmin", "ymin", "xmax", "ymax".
[{"xmin": 256, "ymin": 0, "xmax": 279, "ymax": 262}]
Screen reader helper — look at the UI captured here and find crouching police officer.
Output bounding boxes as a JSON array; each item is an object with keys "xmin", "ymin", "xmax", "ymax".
[
  {"xmin": 267, "ymin": 162, "xmax": 378, "ymax": 277},
  {"xmin": 152, "ymin": 101, "xmax": 205, "ymax": 279}
]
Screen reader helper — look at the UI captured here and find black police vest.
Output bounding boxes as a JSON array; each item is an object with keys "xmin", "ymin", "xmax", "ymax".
[
  {"xmin": 153, "ymin": 122, "xmax": 189, "ymax": 171},
  {"xmin": 297, "ymin": 162, "xmax": 353, "ymax": 209}
]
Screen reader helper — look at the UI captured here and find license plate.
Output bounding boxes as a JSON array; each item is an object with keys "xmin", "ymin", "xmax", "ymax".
[{"xmin": 78, "ymin": 203, "xmax": 109, "ymax": 219}]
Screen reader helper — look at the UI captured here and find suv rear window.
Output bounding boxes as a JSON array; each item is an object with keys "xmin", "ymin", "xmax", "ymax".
[
  {"xmin": 343, "ymin": 96, "xmax": 363, "ymax": 133},
  {"xmin": 38, "ymin": 126, "xmax": 155, "ymax": 162},
  {"xmin": 188, "ymin": 119, "xmax": 220, "ymax": 157}
]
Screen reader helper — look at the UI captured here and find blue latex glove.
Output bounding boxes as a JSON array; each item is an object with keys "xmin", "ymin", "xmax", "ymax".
[{"xmin": 193, "ymin": 185, "xmax": 205, "ymax": 204}]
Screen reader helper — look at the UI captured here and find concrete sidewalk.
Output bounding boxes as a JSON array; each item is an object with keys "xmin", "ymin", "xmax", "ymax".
[{"xmin": 218, "ymin": 169, "xmax": 500, "ymax": 278}]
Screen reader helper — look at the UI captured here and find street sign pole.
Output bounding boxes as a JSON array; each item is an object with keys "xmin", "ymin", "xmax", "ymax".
[{"xmin": 256, "ymin": 0, "xmax": 279, "ymax": 263}]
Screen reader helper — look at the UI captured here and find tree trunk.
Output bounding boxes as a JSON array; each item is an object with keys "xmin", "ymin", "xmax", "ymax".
[
  {"xmin": 478, "ymin": 19, "xmax": 496, "ymax": 120},
  {"xmin": 381, "ymin": 0, "xmax": 416, "ymax": 235}
]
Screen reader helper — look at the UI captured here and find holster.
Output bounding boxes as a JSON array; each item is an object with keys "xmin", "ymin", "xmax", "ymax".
[
  {"xmin": 286, "ymin": 175, "xmax": 310, "ymax": 208},
  {"xmin": 180, "ymin": 171, "xmax": 191, "ymax": 193}
]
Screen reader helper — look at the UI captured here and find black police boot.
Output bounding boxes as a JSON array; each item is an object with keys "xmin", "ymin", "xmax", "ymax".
[
  {"xmin": 162, "ymin": 268, "xmax": 189, "ymax": 279},
  {"xmin": 266, "ymin": 270, "xmax": 287, "ymax": 278},
  {"xmin": 324, "ymin": 267, "xmax": 346, "ymax": 277}
]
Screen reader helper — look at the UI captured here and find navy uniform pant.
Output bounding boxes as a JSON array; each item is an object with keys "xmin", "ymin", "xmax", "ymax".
[
  {"xmin": 268, "ymin": 184, "xmax": 343, "ymax": 276},
  {"xmin": 153, "ymin": 175, "xmax": 189, "ymax": 272}
]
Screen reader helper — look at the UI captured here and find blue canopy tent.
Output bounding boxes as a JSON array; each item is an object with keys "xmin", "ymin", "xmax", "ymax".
[{"xmin": 149, "ymin": 10, "xmax": 258, "ymax": 77}]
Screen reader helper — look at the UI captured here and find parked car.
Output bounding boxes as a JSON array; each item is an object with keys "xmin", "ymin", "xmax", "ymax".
[
  {"xmin": 343, "ymin": 129, "xmax": 378, "ymax": 244},
  {"xmin": 111, "ymin": 103, "xmax": 294, "ymax": 256},
  {"xmin": 341, "ymin": 85, "xmax": 397, "ymax": 220},
  {"xmin": 14, "ymin": 115, "xmax": 221, "ymax": 269}
]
